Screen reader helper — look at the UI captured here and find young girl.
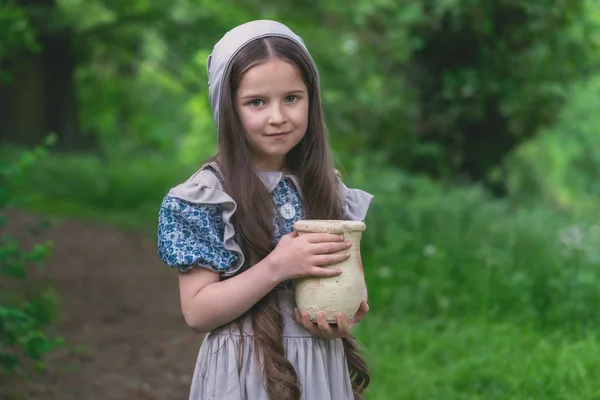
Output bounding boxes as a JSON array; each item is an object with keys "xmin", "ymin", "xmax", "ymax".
[{"xmin": 157, "ymin": 19, "xmax": 374, "ymax": 400}]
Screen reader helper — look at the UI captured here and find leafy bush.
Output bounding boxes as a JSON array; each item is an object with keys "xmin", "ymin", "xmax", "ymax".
[
  {"xmin": 0, "ymin": 146, "xmax": 195, "ymax": 233},
  {"xmin": 4, "ymin": 147, "xmax": 600, "ymax": 398},
  {"xmin": 0, "ymin": 138, "xmax": 64, "ymax": 385},
  {"xmin": 504, "ymin": 74, "xmax": 600, "ymax": 213},
  {"xmin": 337, "ymin": 158, "xmax": 600, "ymax": 398},
  {"xmin": 343, "ymin": 156, "xmax": 600, "ymax": 333}
]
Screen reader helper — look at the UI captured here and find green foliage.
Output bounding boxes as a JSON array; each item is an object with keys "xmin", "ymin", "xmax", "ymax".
[
  {"xmin": 0, "ymin": 2, "xmax": 39, "ymax": 81},
  {"xmin": 235, "ymin": 0, "xmax": 600, "ymax": 181},
  {"xmin": 8, "ymin": 146, "xmax": 600, "ymax": 398},
  {"xmin": 0, "ymin": 137, "xmax": 64, "ymax": 383},
  {"xmin": 3, "ymin": 0, "xmax": 600, "ymax": 398},
  {"xmin": 1, "ymin": 147, "xmax": 195, "ymax": 233},
  {"xmin": 341, "ymin": 160, "xmax": 600, "ymax": 399},
  {"xmin": 347, "ymin": 160, "xmax": 600, "ymax": 332},
  {"xmin": 355, "ymin": 317, "xmax": 600, "ymax": 399},
  {"xmin": 58, "ymin": 0, "xmax": 241, "ymax": 157},
  {"xmin": 6, "ymin": 0, "xmax": 599, "ymax": 182},
  {"xmin": 505, "ymin": 74, "xmax": 600, "ymax": 213}
]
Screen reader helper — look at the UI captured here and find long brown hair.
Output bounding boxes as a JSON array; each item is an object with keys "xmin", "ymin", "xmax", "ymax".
[{"xmin": 209, "ymin": 36, "xmax": 369, "ymax": 399}]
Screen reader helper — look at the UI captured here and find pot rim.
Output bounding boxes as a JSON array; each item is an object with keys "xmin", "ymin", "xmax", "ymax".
[{"xmin": 294, "ymin": 219, "xmax": 366, "ymax": 233}]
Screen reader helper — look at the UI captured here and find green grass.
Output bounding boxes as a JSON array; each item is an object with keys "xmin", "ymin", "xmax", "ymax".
[
  {"xmin": 2, "ymin": 147, "xmax": 194, "ymax": 234},
  {"xmin": 5, "ymin": 148, "xmax": 600, "ymax": 399},
  {"xmin": 343, "ymin": 161, "xmax": 600, "ymax": 399},
  {"xmin": 356, "ymin": 316, "xmax": 600, "ymax": 399}
]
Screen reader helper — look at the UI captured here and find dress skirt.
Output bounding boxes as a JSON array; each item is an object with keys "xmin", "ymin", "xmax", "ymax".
[{"xmin": 188, "ymin": 289, "xmax": 355, "ymax": 400}]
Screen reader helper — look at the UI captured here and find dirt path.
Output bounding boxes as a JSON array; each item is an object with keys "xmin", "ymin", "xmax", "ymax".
[{"xmin": 3, "ymin": 210, "xmax": 203, "ymax": 400}]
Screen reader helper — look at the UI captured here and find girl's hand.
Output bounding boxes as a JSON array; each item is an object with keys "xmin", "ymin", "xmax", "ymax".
[
  {"xmin": 268, "ymin": 230, "xmax": 352, "ymax": 282},
  {"xmin": 294, "ymin": 300, "xmax": 369, "ymax": 340}
]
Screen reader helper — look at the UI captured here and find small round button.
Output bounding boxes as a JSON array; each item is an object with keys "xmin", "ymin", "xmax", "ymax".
[{"xmin": 280, "ymin": 203, "xmax": 296, "ymax": 220}]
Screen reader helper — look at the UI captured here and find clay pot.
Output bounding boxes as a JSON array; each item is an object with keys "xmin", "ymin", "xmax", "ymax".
[{"xmin": 293, "ymin": 220, "xmax": 366, "ymax": 323}]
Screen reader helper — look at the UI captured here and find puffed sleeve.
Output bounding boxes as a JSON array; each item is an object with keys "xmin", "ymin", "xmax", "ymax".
[
  {"xmin": 157, "ymin": 167, "xmax": 246, "ymax": 276},
  {"xmin": 157, "ymin": 196, "xmax": 239, "ymax": 273},
  {"xmin": 335, "ymin": 170, "xmax": 374, "ymax": 222}
]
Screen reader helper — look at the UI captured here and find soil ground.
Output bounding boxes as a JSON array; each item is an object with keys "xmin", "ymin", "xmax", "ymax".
[{"xmin": 3, "ymin": 209, "xmax": 203, "ymax": 400}]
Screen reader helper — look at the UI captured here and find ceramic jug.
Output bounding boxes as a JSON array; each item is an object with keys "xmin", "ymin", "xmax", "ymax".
[{"xmin": 293, "ymin": 219, "xmax": 366, "ymax": 323}]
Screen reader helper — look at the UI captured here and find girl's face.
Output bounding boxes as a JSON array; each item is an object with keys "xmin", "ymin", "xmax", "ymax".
[{"xmin": 236, "ymin": 57, "xmax": 309, "ymax": 171}]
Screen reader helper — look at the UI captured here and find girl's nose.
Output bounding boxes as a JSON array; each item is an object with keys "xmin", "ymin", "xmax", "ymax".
[{"xmin": 268, "ymin": 103, "xmax": 287, "ymax": 124}]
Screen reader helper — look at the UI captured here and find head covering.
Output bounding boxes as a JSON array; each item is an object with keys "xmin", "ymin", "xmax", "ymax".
[{"xmin": 207, "ymin": 19, "xmax": 319, "ymax": 126}]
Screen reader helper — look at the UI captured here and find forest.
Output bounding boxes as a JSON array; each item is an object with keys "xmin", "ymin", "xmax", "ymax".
[{"xmin": 2, "ymin": 0, "xmax": 600, "ymax": 399}]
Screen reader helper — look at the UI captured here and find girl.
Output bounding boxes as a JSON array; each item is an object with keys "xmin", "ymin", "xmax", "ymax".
[{"xmin": 157, "ymin": 20, "xmax": 374, "ymax": 400}]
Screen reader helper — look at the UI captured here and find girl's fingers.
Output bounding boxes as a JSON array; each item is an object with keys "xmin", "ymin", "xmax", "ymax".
[
  {"xmin": 304, "ymin": 233, "xmax": 345, "ymax": 244},
  {"xmin": 302, "ymin": 311, "xmax": 321, "ymax": 336},
  {"xmin": 294, "ymin": 308, "xmax": 302, "ymax": 324},
  {"xmin": 316, "ymin": 312, "xmax": 334, "ymax": 337},
  {"xmin": 298, "ymin": 310, "xmax": 347, "ymax": 339},
  {"xmin": 355, "ymin": 301, "xmax": 369, "ymax": 320},
  {"xmin": 336, "ymin": 313, "xmax": 350, "ymax": 335},
  {"xmin": 308, "ymin": 266, "xmax": 342, "ymax": 277},
  {"xmin": 313, "ymin": 252, "xmax": 351, "ymax": 266},
  {"xmin": 349, "ymin": 301, "xmax": 369, "ymax": 330},
  {"xmin": 310, "ymin": 241, "xmax": 352, "ymax": 255}
]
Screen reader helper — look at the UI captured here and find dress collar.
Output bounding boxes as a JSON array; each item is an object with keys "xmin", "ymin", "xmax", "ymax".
[{"xmin": 207, "ymin": 161, "xmax": 303, "ymax": 197}]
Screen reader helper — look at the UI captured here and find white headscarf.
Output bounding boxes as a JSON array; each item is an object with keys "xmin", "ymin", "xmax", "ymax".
[{"xmin": 206, "ymin": 20, "xmax": 319, "ymax": 127}]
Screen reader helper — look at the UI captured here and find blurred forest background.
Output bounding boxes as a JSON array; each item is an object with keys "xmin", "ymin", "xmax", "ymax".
[{"xmin": 2, "ymin": 0, "xmax": 600, "ymax": 399}]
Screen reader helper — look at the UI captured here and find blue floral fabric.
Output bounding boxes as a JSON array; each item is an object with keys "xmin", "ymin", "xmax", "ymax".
[
  {"xmin": 271, "ymin": 177, "xmax": 305, "ymax": 242},
  {"xmin": 157, "ymin": 196, "xmax": 238, "ymax": 273},
  {"xmin": 157, "ymin": 177, "xmax": 304, "ymax": 290}
]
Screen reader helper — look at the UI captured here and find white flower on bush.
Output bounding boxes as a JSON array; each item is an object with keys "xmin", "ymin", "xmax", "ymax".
[
  {"xmin": 558, "ymin": 224, "xmax": 600, "ymax": 262},
  {"xmin": 423, "ymin": 244, "xmax": 436, "ymax": 257},
  {"xmin": 559, "ymin": 225, "xmax": 583, "ymax": 248}
]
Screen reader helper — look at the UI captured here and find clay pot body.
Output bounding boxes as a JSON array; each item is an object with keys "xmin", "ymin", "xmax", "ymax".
[{"xmin": 293, "ymin": 220, "xmax": 366, "ymax": 323}]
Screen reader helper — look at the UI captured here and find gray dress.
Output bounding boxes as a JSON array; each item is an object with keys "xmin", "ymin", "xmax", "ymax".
[{"xmin": 157, "ymin": 163, "xmax": 373, "ymax": 400}]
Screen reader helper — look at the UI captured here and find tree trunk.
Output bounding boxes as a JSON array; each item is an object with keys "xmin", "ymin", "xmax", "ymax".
[
  {"xmin": 42, "ymin": 28, "xmax": 82, "ymax": 151},
  {"xmin": 0, "ymin": 0, "xmax": 83, "ymax": 150},
  {"xmin": 0, "ymin": 54, "xmax": 47, "ymax": 147}
]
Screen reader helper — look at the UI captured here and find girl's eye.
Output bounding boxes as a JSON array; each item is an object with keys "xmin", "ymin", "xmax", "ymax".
[
  {"xmin": 285, "ymin": 95, "xmax": 299, "ymax": 102},
  {"xmin": 249, "ymin": 99, "xmax": 264, "ymax": 107}
]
